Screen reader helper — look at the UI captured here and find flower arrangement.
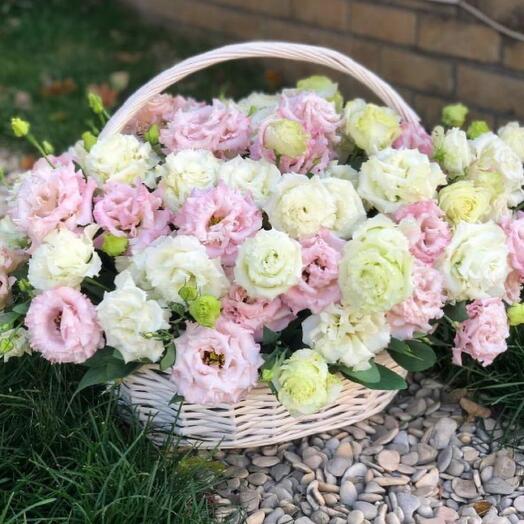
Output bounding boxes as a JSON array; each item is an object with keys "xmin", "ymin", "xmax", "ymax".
[{"xmin": 2, "ymin": 76, "xmax": 524, "ymax": 418}]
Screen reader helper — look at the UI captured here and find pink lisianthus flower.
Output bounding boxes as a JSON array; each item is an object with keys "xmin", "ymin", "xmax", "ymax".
[
  {"xmin": 220, "ymin": 284, "xmax": 295, "ymax": 340},
  {"xmin": 93, "ymin": 181, "xmax": 171, "ymax": 253},
  {"xmin": 160, "ymin": 99, "xmax": 250, "ymax": 159},
  {"xmin": 251, "ymin": 91, "xmax": 342, "ymax": 174},
  {"xmin": 500, "ymin": 212, "xmax": 524, "ymax": 278},
  {"xmin": 0, "ymin": 271, "xmax": 15, "ymax": 310},
  {"xmin": 9, "ymin": 158, "xmax": 96, "ymax": 246},
  {"xmin": 452, "ymin": 298, "xmax": 509, "ymax": 367},
  {"xmin": 393, "ymin": 200, "xmax": 451, "ymax": 265},
  {"xmin": 25, "ymin": 287, "xmax": 104, "ymax": 364},
  {"xmin": 170, "ymin": 320, "xmax": 263, "ymax": 404},
  {"xmin": 173, "ymin": 182, "xmax": 262, "ymax": 265},
  {"xmin": 124, "ymin": 94, "xmax": 202, "ymax": 135},
  {"xmin": 504, "ymin": 269, "xmax": 523, "ymax": 304},
  {"xmin": 387, "ymin": 260, "xmax": 445, "ymax": 339},
  {"xmin": 283, "ymin": 230, "xmax": 344, "ymax": 314},
  {"xmin": 393, "ymin": 121, "xmax": 434, "ymax": 156}
]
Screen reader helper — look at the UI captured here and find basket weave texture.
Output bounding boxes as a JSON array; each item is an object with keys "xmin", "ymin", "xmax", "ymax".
[{"xmin": 109, "ymin": 42, "xmax": 418, "ymax": 448}]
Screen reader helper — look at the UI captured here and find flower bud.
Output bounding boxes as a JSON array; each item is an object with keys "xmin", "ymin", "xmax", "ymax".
[
  {"xmin": 179, "ymin": 284, "xmax": 198, "ymax": 303},
  {"xmin": 42, "ymin": 140, "xmax": 55, "ymax": 155},
  {"xmin": 264, "ymin": 118, "xmax": 309, "ymax": 158},
  {"xmin": 442, "ymin": 103, "xmax": 469, "ymax": 128},
  {"xmin": 297, "ymin": 75, "xmax": 343, "ymax": 111},
  {"xmin": 87, "ymin": 92, "xmax": 105, "ymax": 115},
  {"xmin": 101, "ymin": 234, "xmax": 128, "ymax": 257},
  {"xmin": 144, "ymin": 124, "xmax": 160, "ymax": 145},
  {"xmin": 467, "ymin": 120, "xmax": 490, "ymax": 139},
  {"xmin": 508, "ymin": 303, "xmax": 524, "ymax": 326},
  {"xmin": 189, "ymin": 295, "xmax": 221, "ymax": 328},
  {"xmin": 82, "ymin": 131, "xmax": 97, "ymax": 152},
  {"xmin": 10, "ymin": 117, "xmax": 30, "ymax": 138}
]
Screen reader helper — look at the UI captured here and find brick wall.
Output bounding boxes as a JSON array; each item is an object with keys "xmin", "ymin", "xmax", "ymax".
[{"xmin": 122, "ymin": 0, "xmax": 524, "ymax": 127}]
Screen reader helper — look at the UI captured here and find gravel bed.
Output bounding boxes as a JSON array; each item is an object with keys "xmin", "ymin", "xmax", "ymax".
[{"xmin": 214, "ymin": 376, "xmax": 524, "ymax": 524}]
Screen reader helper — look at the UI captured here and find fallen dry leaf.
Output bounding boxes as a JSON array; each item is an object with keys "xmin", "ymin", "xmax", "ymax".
[
  {"xmin": 87, "ymin": 83, "xmax": 118, "ymax": 108},
  {"xmin": 20, "ymin": 155, "xmax": 36, "ymax": 171},
  {"xmin": 41, "ymin": 78, "xmax": 77, "ymax": 97},
  {"xmin": 460, "ymin": 397, "xmax": 491, "ymax": 420},
  {"xmin": 473, "ymin": 500, "xmax": 492, "ymax": 516}
]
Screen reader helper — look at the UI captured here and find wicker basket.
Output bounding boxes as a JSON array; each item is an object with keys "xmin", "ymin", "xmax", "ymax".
[{"xmin": 107, "ymin": 42, "xmax": 417, "ymax": 449}]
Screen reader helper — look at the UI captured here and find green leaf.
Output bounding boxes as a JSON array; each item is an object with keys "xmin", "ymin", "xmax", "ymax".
[
  {"xmin": 74, "ymin": 359, "xmax": 139, "ymax": 395},
  {"xmin": 168, "ymin": 393, "xmax": 184, "ymax": 405},
  {"xmin": 12, "ymin": 302, "xmax": 30, "ymax": 315},
  {"xmin": 340, "ymin": 361, "xmax": 407, "ymax": 390},
  {"xmin": 0, "ymin": 311, "xmax": 21, "ymax": 327},
  {"xmin": 262, "ymin": 326, "xmax": 280, "ymax": 346},
  {"xmin": 159, "ymin": 342, "xmax": 176, "ymax": 371},
  {"xmin": 444, "ymin": 301, "xmax": 469, "ymax": 322},
  {"xmin": 337, "ymin": 361, "xmax": 381, "ymax": 384},
  {"xmin": 388, "ymin": 339, "xmax": 437, "ymax": 372},
  {"xmin": 387, "ymin": 338, "xmax": 410, "ymax": 354},
  {"xmin": 83, "ymin": 346, "xmax": 118, "ymax": 368}
]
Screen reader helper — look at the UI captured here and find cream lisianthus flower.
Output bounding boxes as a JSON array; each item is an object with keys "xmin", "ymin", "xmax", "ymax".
[
  {"xmin": 142, "ymin": 234, "xmax": 229, "ymax": 305},
  {"xmin": 269, "ymin": 348, "xmax": 341, "ymax": 416},
  {"xmin": 498, "ymin": 122, "xmax": 524, "ymax": 162},
  {"xmin": 322, "ymin": 161, "xmax": 359, "ymax": 188},
  {"xmin": 432, "ymin": 126, "xmax": 473, "ymax": 178},
  {"xmin": 358, "ymin": 148, "xmax": 446, "ymax": 214},
  {"xmin": 264, "ymin": 173, "xmax": 336, "ymax": 239},
  {"xmin": 264, "ymin": 119, "xmax": 310, "ymax": 158},
  {"xmin": 237, "ymin": 92, "xmax": 279, "ymax": 128},
  {"xmin": 28, "ymin": 225, "xmax": 101, "ymax": 291},
  {"xmin": 344, "ymin": 98, "xmax": 401, "ymax": 154},
  {"xmin": 339, "ymin": 215, "xmax": 413, "ymax": 313},
  {"xmin": 320, "ymin": 177, "xmax": 366, "ymax": 238},
  {"xmin": 302, "ymin": 303, "xmax": 390, "ymax": 371},
  {"xmin": 0, "ymin": 327, "xmax": 31, "ymax": 363},
  {"xmin": 84, "ymin": 133, "xmax": 159, "ymax": 187},
  {"xmin": 438, "ymin": 221, "xmax": 509, "ymax": 301},
  {"xmin": 234, "ymin": 229, "xmax": 302, "ymax": 299},
  {"xmin": 96, "ymin": 271, "xmax": 170, "ymax": 363},
  {"xmin": 438, "ymin": 180, "xmax": 492, "ymax": 224},
  {"xmin": 468, "ymin": 132, "xmax": 524, "ymax": 207},
  {"xmin": 157, "ymin": 149, "xmax": 221, "ymax": 211},
  {"xmin": 219, "ymin": 155, "xmax": 281, "ymax": 207}
]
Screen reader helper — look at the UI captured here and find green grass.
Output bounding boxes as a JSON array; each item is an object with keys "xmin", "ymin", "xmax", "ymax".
[
  {"xmin": 0, "ymin": 356, "xmax": 226, "ymax": 523},
  {"xmin": 0, "ymin": 1, "xmax": 267, "ymax": 521},
  {"xmin": 433, "ymin": 324, "xmax": 524, "ymax": 446},
  {"xmin": 0, "ymin": 0, "xmax": 266, "ymax": 153}
]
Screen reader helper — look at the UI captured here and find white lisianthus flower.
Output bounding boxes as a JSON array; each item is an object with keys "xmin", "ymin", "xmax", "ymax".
[
  {"xmin": 85, "ymin": 133, "xmax": 159, "ymax": 187},
  {"xmin": 269, "ymin": 348, "xmax": 342, "ymax": 416},
  {"xmin": 344, "ymin": 98, "xmax": 401, "ymax": 154},
  {"xmin": 432, "ymin": 126, "xmax": 473, "ymax": 177},
  {"xmin": 438, "ymin": 180, "xmax": 493, "ymax": 224},
  {"xmin": 358, "ymin": 148, "xmax": 446, "ymax": 213},
  {"xmin": 237, "ymin": 92, "xmax": 279, "ymax": 128},
  {"xmin": 438, "ymin": 221, "xmax": 509, "ymax": 301},
  {"xmin": 339, "ymin": 215, "xmax": 413, "ymax": 313},
  {"xmin": 264, "ymin": 173, "xmax": 336, "ymax": 238},
  {"xmin": 468, "ymin": 132, "xmax": 524, "ymax": 206},
  {"xmin": 157, "ymin": 149, "xmax": 221, "ymax": 211},
  {"xmin": 219, "ymin": 156, "xmax": 281, "ymax": 207},
  {"xmin": 142, "ymin": 234, "xmax": 229, "ymax": 304},
  {"xmin": 322, "ymin": 161, "xmax": 359, "ymax": 188},
  {"xmin": 320, "ymin": 177, "xmax": 366, "ymax": 238},
  {"xmin": 28, "ymin": 225, "xmax": 101, "ymax": 290},
  {"xmin": 0, "ymin": 216, "xmax": 26, "ymax": 249},
  {"xmin": 302, "ymin": 304, "xmax": 390, "ymax": 371},
  {"xmin": 234, "ymin": 229, "xmax": 302, "ymax": 299},
  {"xmin": 0, "ymin": 328, "xmax": 31, "ymax": 363},
  {"xmin": 498, "ymin": 122, "xmax": 524, "ymax": 162},
  {"xmin": 96, "ymin": 271, "xmax": 170, "ymax": 363}
]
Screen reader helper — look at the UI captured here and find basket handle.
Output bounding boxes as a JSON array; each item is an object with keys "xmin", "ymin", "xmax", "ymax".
[{"xmin": 100, "ymin": 41, "xmax": 420, "ymax": 139}]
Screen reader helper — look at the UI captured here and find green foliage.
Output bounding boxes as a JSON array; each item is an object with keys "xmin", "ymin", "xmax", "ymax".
[
  {"xmin": 0, "ymin": 355, "xmax": 223, "ymax": 522},
  {"xmin": 387, "ymin": 338, "xmax": 437, "ymax": 372},
  {"xmin": 338, "ymin": 361, "xmax": 407, "ymax": 390}
]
